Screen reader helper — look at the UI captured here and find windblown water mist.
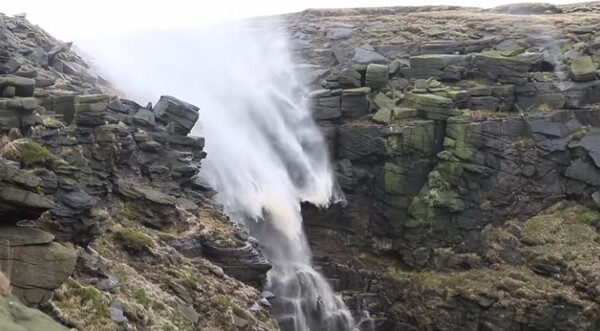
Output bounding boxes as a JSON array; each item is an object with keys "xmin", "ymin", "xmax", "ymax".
[{"xmin": 77, "ymin": 20, "xmax": 355, "ymax": 331}]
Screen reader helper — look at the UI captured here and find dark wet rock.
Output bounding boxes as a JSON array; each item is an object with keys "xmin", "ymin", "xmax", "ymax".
[
  {"xmin": 202, "ymin": 241, "xmax": 271, "ymax": 288},
  {"xmin": 168, "ymin": 237, "xmax": 203, "ymax": 258},
  {"xmin": 516, "ymin": 83, "xmax": 565, "ymax": 111},
  {"xmin": 565, "ymin": 159, "xmax": 600, "ymax": 185},
  {"xmin": 473, "ymin": 51, "xmax": 540, "ymax": 85},
  {"xmin": 60, "ymin": 188, "xmax": 95, "ymax": 210},
  {"xmin": 310, "ymin": 91, "xmax": 342, "ymax": 120},
  {"xmin": 153, "ymin": 95, "xmax": 199, "ymax": 135},
  {"xmin": 560, "ymin": 80, "xmax": 600, "ymax": 108},
  {"xmin": 0, "ymin": 160, "xmax": 54, "ymax": 222},
  {"xmin": 341, "ymin": 87, "xmax": 371, "ymax": 118},
  {"xmin": 0, "ymin": 75, "xmax": 34, "ymax": 97}
]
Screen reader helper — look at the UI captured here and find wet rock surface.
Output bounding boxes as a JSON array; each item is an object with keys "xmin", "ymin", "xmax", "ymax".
[{"xmin": 283, "ymin": 2, "xmax": 600, "ymax": 330}]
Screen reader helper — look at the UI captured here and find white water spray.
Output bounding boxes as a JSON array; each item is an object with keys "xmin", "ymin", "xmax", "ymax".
[{"xmin": 77, "ymin": 19, "xmax": 354, "ymax": 331}]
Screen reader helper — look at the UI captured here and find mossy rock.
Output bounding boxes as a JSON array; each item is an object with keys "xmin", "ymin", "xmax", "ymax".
[
  {"xmin": 0, "ymin": 138, "xmax": 55, "ymax": 166},
  {"xmin": 115, "ymin": 228, "xmax": 155, "ymax": 251},
  {"xmin": 0, "ymin": 295, "xmax": 68, "ymax": 331},
  {"xmin": 569, "ymin": 56, "xmax": 597, "ymax": 82},
  {"xmin": 382, "ymin": 162, "xmax": 408, "ymax": 194}
]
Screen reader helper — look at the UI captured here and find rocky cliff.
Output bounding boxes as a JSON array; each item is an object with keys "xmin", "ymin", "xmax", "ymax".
[
  {"xmin": 0, "ymin": 12, "xmax": 275, "ymax": 331},
  {"xmin": 3, "ymin": 2, "xmax": 600, "ymax": 331},
  {"xmin": 281, "ymin": 2, "xmax": 600, "ymax": 330}
]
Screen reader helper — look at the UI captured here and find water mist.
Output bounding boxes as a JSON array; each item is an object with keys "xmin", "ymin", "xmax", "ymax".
[{"xmin": 77, "ymin": 20, "xmax": 355, "ymax": 331}]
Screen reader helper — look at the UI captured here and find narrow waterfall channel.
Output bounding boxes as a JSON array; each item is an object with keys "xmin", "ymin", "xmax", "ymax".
[{"xmin": 78, "ymin": 20, "xmax": 355, "ymax": 331}]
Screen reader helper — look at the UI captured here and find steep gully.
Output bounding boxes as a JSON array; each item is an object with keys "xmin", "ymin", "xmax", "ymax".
[{"xmin": 79, "ymin": 21, "xmax": 358, "ymax": 330}]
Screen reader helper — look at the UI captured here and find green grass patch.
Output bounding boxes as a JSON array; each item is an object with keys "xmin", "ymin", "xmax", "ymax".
[
  {"xmin": 115, "ymin": 228, "xmax": 155, "ymax": 251},
  {"xmin": 0, "ymin": 138, "xmax": 55, "ymax": 166}
]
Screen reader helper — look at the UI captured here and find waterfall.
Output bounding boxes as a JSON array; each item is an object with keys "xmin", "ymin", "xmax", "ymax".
[{"xmin": 76, "ymin": 19, "xmax": 355, "ymax": 331}]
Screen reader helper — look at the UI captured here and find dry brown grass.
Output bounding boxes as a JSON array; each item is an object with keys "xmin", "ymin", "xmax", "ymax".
[{"xmin": 0, "ymin": 271, "xmax": 11, "ymax": 296}]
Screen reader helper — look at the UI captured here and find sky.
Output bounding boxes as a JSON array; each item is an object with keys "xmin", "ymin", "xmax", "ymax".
[{"xmin": 2, "ymin": 0, "xmax": 588, "ymax": 40}]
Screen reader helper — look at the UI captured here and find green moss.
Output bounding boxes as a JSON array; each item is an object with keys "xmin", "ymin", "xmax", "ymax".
[
  {"xmin": 115, "ymin": 202, "xmax": 140, "ymax": 225},
  {"xmin": 0, "ymin": 138, "xmax": 55, "ymax": 166},
  {"xmin": 522, "ymin": 202, "xmax": 600, "ymax": 264},
  {"xmin": 211, "ymin": 295, "xmax": 253, "ymax": 329},
  {"xmin": 115, "ymin": 228, "xmax": 155, "ymax": 251},
  {"xmin": 156, "ymin": 232, "xmax": 177, "ymax": 241},
  {"xmin": 389, "ymin": 265, "xmax": 582, "ymax": 303},
  {"xmin": 570, "ymin": 128, "xmax": 588, "ymax": 141}
]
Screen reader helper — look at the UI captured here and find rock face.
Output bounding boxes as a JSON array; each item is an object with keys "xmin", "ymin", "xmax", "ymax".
[
  {"xmin": 0, "ymin": 12, "xmax": 275, "ymax": 331},
  {"xmin": 0, "ymin": 227, "xmax": 76, "ymax": 306},
  {"xmin": 153, "ymin": 95, "xmax": 200, "ymax": 135},
  {"xmin": 286, "ymin": 3, "xmax": 600, "ymax": 330},
  {"xmin": 0, "ymin": 295, "xmax": 68, "ymax": 331}
]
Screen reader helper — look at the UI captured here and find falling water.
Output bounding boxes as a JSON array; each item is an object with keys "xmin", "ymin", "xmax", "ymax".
[{"xmin": 77, "ymin": 19, "xmax": 354, "ymax": 331}]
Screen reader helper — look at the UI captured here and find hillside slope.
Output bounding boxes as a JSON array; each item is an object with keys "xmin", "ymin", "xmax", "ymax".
[{"xmin": 0, "ymin": 12, "xmax": 276, "ymax": 331}]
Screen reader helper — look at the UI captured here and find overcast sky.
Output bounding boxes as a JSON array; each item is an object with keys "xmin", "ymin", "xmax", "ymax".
[{"xmin": 3, "ymin": 0, "xmax": 587, "ymax": 40}]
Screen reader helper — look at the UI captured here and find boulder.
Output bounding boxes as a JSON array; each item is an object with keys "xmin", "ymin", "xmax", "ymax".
[
  {"xmin": 565, "ymin": 159, "xmax": 600, "ymax": 186},
  {"xmin": 372, "ymin": 107, "xmax": 393, "ymax": 124},
  {"xmin": 575, "ymin": 133, "xmax": 600, "ymax": 167},
  {"xmin": 406, "ymin": 93, "xmax": 454, "ymax": 119},
  {"xmin": 516, "ymin": 83, "xmax": 565, "ymax": 111},
  {"xmin": 0, "ymin": 295, "xmax": 68, "ymax": 331},
  {"xmin": 153, "ymin": 96, "xmax": 199, "ymax": 135},
  {"xmin": 589, "ymin": 36, "xmax": 600, "ymax": 56},
  {"xmin": 310, "ymin": 94, "xmax": 341, "ymax": 120},
  {"xmin": 0, "ymin": 227, "xmax": 77, "ymax": 305},
  {"xmin": 365, "ymin": 64, "xmax": 389, "ymax": 89},
  {"xmin": 353, "ymin": 44, "xmax": 388, "ymax": 65},
  {"xmin": 473, "ymin": 51, "xmax": 539, "ymax": 85},
  {"xmin": 0, "ymin": 75, "xmax": 35, "ymax": 97},
  {"xmin": 341, "ymin": 87, "xmax": 371, "ymax": 118},
  {"xmin": 74, "ymin": 95, "xmax": 109, "ymax": 127},
  {"xmin": 373, "ymin": 93, "xmax": 396, "ymax": 111},
  {"xmin": 0, "ymin": 160, "xmax": 54, "ymax": 223},
  {"xmin": 327, "ymin": 27, "xmax": 353, "ymax": 40},
  {"xmin": 561, "ymin": 80, "xmax": 600, "ymax": 108},
  {"xmin": 133, "ymin": 108, "xmax": 156, "ymax": 126},
  {"xmin": 569, "ymin": 56, "xmax": 597, "ymax": 82},
  {"xmin": 338, "ymin": 68, "xmax": 362, "ymax": 88},
  {"xmin": 202, "ymin": 241, "xmax": 271, "ymax": 288},
  {"xmin": 107, "ymin": 99, "xmax": 131, "ymax": 113}
]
